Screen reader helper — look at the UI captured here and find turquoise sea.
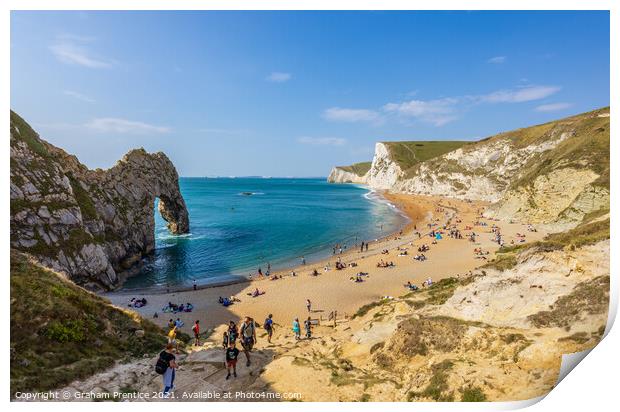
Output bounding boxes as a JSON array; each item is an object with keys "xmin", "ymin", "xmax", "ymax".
[{"xmin": 122, "ymin": 178, "xmax": 407, "ymax": 290}]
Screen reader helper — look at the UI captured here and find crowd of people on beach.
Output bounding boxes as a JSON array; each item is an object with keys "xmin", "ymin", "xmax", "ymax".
[{"xmin": 149, "ymin": 200, "xmax": 541, "ymax": 399}]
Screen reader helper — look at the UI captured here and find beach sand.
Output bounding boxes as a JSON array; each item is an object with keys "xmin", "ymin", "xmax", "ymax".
[{"xmin": 106, "ymin": 192, "xmax": 547, "ymax": 332}]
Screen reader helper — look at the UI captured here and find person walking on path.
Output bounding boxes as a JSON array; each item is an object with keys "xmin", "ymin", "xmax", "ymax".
[
  {"xmin": 292, "ymin": 318, "xmax": 301, "ymax": 340},
  {"xmin": 304, "ymin": 316, "xmax": 313, "ymax": 339},
  {"xmin": 159, "ymin": 343, "xmax": 177, "ymax": 398},
  {"xmin": 225, "ymin": 340, "xmax": 240, "ymax": 379},
  {"xmin": 306, "ymin": 299, "xmax": 312, "ymax": 313},
  {"xmin": 167, "ymin": 326, "xmax": 178, "ymax": 353},
  {"xmin": 264, "ymin": 314, "xmax": 274, "ymax": 343},
  {"xmin": 240, "ymin": 316, "xmax": 257, "ymax": 367}
]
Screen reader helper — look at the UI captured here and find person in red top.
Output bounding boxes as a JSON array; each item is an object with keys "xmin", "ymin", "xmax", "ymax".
[{"xmin": 192, "ymin": 320, "xmax": 200, "ymax": 346}]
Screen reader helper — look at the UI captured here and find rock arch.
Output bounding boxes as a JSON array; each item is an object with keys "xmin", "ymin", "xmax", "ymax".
[{"xmin": 10, "ymin": 111, "xmax": 190, "ymax": 290}]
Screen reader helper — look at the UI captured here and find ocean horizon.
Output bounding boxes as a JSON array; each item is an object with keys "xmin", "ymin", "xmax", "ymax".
[{"xmin": 121, "ymin": 177, "xmax": 408, "ymax": 290}]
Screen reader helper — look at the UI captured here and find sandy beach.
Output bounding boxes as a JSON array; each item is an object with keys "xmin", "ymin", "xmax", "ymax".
[{"xmin": 106, "ymin": 192, "xmax": 547, "ymax": 331}]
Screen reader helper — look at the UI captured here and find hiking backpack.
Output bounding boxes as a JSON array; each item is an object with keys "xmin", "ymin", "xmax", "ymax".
[{"xmin": 155, "ymin": 352, "xmax": 169, "ymax": 375}]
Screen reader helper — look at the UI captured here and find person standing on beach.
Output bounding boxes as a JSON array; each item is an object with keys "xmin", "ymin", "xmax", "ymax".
[
  {"xmin": 306, "ymin": 299, "xmax": 312, "ymax": 313},
  {"xmin": 301, "ymin": 256, "xmax": 306, "ymax": 265},
  {"xmin": 225, "ymin": 340, "xmax": 239, "ymax": 379},
  {"xmin": 292, "ymin": 318, "xmax": 301, "ymax": 340},
  {"xmin": 365, "ymin": 242, "xmax": 369, "ymax": 251},
  {"xmin": 192, "ymin": 279, "xmax": 197, "ymax": 291},
  {"xmin": 240, "ymin": 317, "xmax": 257, "ymax": 367},
  {"xmin": 264, "ymin": 314, "xmax": 274, "ymax": 343},
  {"xmin": 192, "ymin": 320, "xmax": 200, "ymax": 346},
  {"xmin": 360, "ymin": 241, "xmax": 364, "ymax": 252}
]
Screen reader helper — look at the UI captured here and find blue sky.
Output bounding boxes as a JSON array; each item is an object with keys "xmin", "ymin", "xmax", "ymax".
[{"xmin": 11, "ymin": 11, "xmax": 609, "ymax": 177}]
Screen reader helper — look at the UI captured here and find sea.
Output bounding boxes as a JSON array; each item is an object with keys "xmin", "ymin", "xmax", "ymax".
[{"xmin": 121, "ymin": 177, "xmax": 408, "ymax": 290}]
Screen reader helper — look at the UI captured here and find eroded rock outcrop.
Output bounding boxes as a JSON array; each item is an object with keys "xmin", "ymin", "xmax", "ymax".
[{"xmin": 10, "ymin": 111, "xmax": 189, "ymax": 290}]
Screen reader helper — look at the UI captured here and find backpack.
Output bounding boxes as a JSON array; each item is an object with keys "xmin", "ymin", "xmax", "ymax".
[
  {"xmin": 241, "ymin": 321, "xmax": 255, "ymax": 337},
  {"xmin": 155, "ymin": 351, "xmax": 169, "ymax": 375}
]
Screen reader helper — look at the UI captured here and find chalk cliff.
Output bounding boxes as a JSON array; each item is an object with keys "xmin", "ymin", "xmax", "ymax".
[
  {"xmin": 330, "ymin": 107, "xmax": 610, "ymax": 230},
  {"xmin": 327, "ymin": 161, "xmax": 372, "ymax": 184},
  {"xmin": 10, "ymin": 111, "xmax": 190, "ymax": 290}
]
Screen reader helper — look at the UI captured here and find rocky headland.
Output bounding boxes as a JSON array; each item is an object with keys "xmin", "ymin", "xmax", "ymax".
[{"xmin": 10, "ymin": 111, "xmax": 189, "ymax": 291}]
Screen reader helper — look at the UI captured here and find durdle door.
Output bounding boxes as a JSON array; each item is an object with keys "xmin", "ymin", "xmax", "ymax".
[{"xmin": 10, "ymin": 111, "xmax": 190, "ymax": 291}]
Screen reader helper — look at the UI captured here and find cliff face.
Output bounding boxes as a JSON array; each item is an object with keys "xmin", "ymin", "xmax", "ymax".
[
  {"xmin": 334, "ymin": 107, "xmax": 610, "ymax": 230},
  {"xmin": 327, "ymin": 161, "xmax": 372, "ymax": 184},
  {"xmin": 366, "ymin": 142, "xmax": 405, "ymax": 189},
  {"xmin": 10, "ymin": 111, "xmax": 190, "ymax": 290},
  {"xmin": 327, "ymin": 167, "xmax": 368, "ymax": 184}
]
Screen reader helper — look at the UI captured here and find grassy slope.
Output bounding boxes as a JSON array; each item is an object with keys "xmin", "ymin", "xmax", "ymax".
[
  {"xmin": 508, "ymin": 107, "xmax": 610, "ymax": 190},
  {"xmin": 337, "ymin": 161, "xmax": 373, "ymax": 177},
  {"xmin": 10, "ymin": 250, "xmax": 167, "ymax": 395},
  {"xmin": 382, "ymin": 141, "xmax": 468, "ymax": 173}
]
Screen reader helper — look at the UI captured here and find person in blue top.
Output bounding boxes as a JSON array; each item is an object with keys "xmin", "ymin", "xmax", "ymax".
[
  {"xmin": 292, "ymin": 318, "xmax": 301, "ymax": 340},
  {"xmin": 264, "ymin": 314, "xmax": 274, "ymax": 343}
]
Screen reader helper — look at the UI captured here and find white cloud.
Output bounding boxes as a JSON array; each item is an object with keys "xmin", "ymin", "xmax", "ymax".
[
  {"xmin": 63, "ymin": 90, "xmax": 95, "ymax": 103},
  {"xmin": 297, "ymin": 136, "xmax": 346, "ymax": 146},
  {"xmin": 479, "ymin": 85, "xmax": 561, "ymax": 103},
  {"xmin": 383, "ymin": 98, "xmax": 459, "ymax": 126},
  {"xmin": 487, "ymin": 56, "xmax": 507, "ymax": 64},
  {"xmin": 85, "ymin": 118, "xmax": 170, "ymax": 134},
  {"xmin": 266, "ymin": 72, "xmax": 292, "ymax": 83},
  {"xmin": 323, "ymin": 107, "xmax": 383, "ymax": 124},
  {"xmin": 323, "ymin": 84, "xmax": 562, "ymax": 128},
  {"xmin": 49, "ymin": 36, "xmax": 114, "ymax": 69},
  {"xmin": 535, "ymin": 102, "xmax": 573, "ymax": 112}
]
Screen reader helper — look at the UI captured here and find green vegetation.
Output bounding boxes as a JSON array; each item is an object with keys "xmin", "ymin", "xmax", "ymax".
[
  {"xmin": 370, "ymin": 342, "xmax": 385, "ymax": 354},
  {"xmin": 508, "ymin": 107, "xmax": 610, "ymax": 190},
  {"xmin": 424, "ymin": 277, "xmax": 461, "ymax": 305},
  {"xmin": 482, "ymin": 252, "xmax": 518, "ymax": 271},
  {"xmin": 528, "ymin": 275, "xmax": 609, "ymax": 329},
  {"xmin": 403, "ymin": 275, "xmax": 478, "ymax": 308},
  {"xmin": 10, "ymin": 110, "xmax": 50, "ymax": 158},
  {"xmin": 558, "ymin": 332, "xmax": 591, "ymax": 345},
  {"xmin": 359, "ymin": 393, "xmax": 371, "ymax": 402},
  {"xmin": 68, "ymin": 175, "xmax": 99, "ymax": 220},
  {"xmin": 407, "ymin": 360, "xmax": 455, "ymax": 402},
  {"xmin": 382, "ymin": 141, "xmax": 467, "ymax": 174},
  {"xmin": 460, "ymin": 386, "xmax": 487, "ymax": 402},
  {"xmin": 484, "ymin": 217, "xmax": 610, "ymax": 271},
  {"xmin": 10, "ymin": 250, "xmax": 166, "ymax": 395},
  {"xmin": 337, "ymin": 161, "xmax": 372, "ymax": 177},
  {"xmin": 353, "ymin": 298, "xmax": 391, "ymax": 318}
]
